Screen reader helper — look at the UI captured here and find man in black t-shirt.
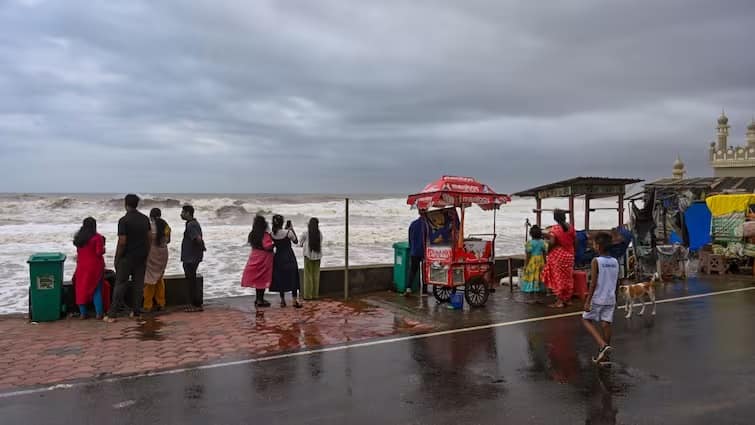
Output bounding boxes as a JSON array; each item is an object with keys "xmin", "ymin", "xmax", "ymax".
[
  {"xmin": 181, "ymin": 205, "xmax": 205, "ymax": 312},
  {"xmin": 104, "ymin": 194, "xmax": 152, "ymax": 322}
]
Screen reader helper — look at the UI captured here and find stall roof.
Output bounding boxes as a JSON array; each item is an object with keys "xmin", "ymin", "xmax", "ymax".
[
  {"xmin": 643, "ymin": 177, "xmax": 717, "ymax": 190},
  {"xmin": 513, "ymin": 177, "xmax": 643, "ymax": 199},
  {"xmin": 643, "ymin": 176, "xmax": 755, "ymax": 193}
]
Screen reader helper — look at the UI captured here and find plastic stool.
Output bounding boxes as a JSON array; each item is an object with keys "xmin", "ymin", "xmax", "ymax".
[
  {"xmin": 707, "ymin": 254, "xmax": 728, "ymax": 275},
  {"xmin": 573, "ymin": 270, "xmax": 588, "ymax": 299}
]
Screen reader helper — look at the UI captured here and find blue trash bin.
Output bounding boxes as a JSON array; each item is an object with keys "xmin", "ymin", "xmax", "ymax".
[{"xmin": 450, "ymin": 292, "xmax": 464, "ymax": 310}]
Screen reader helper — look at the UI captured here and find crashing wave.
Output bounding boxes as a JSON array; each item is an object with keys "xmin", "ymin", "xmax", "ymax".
[
  {"xmin": 48, "ymin": 198, "xmax": 76, "ymax": 209},
  {"xmin": 141, "ymin": 198, "xmax": 182, "ymax": 209},
  {"xmin": 106, "ymin": 197, "xmax": 182, "ymax": 209},
  {"xmin": 253, "ymin": 195, "xmax": 344, "ymax": 205},
  {"xmin": 216, "ymin": 205, "xmax": 249, "ymax": 218}
]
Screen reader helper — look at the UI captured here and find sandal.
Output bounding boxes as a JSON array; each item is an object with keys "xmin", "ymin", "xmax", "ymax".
[
  {"xmin": 255, "ymin": 300, "xmax": 271, "ymax": 308},
  {"xmin": 184, "ymin": 306, "xmax": 203, "ymax": 313},
  {"xmin": 102, "ymin": 315, "xmax": 117, "ymax": 323},
  {"xmin": 280, "ymin": 299, "xmax": 287, "ymax": 308},
  {"xmin": 293, "ymin": 300, "xmax": 303, "ymax": 309},
  {"xmin": 547, "ymin": 301, "xmax": 566, "ymax": 308}
]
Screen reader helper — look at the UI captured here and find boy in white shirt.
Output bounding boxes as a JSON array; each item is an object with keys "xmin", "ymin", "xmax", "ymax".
[{"xmin": 582, "ymin": 232, "xmax": 619, "ymax": 364}]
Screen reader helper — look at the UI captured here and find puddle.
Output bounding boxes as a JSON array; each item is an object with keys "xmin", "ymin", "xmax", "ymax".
[
  {"xmin": 130, "ymin": 317, "xmax": 165, "ymax": 341},
  {"xmin": 184, "ymin": 384, "xmax": 204, "ymax": 400}
]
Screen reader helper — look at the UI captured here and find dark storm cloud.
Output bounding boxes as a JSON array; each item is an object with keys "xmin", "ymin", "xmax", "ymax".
[{"xmin": 1, "ymin": 0, "xmax": 754, "ymax": 193}]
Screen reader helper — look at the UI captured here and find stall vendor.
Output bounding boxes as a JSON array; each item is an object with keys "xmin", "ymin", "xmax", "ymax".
[
  {"xmin": 608, "ymin": 225, "xmax": 633, "ymax": 260},
  {"xmin": 428, "ymin": 209, "xmax": 460, "ymax": 245}
]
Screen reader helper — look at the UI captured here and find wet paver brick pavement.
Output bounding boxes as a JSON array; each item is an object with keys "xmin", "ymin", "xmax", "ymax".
[{"xmin": 0, "ymin": 298, "xmax": 432, "ymax": 391}]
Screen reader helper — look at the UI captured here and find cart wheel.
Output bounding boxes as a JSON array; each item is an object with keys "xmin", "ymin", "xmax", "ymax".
[
  {"xmin": 432, "ymin": 285, "xmax": 456, "ymax": 303},
  {"xmin": 465, "ymin": 278, "xmax": 489, "ymax": 307}
]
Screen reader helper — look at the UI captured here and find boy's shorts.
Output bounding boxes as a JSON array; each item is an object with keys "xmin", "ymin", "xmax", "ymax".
[{"xmin": 582, "ymin": 303, "xmax": 615, "ymax": 323}]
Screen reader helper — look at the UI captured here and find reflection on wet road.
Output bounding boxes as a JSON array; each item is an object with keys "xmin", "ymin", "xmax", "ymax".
[{"xmin": 3, "ymin": 288, "xmax": 755, "ymax": 424}]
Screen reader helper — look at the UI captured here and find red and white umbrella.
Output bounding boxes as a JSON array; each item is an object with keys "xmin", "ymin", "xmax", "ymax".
[{"xmin": 406, "ymin": 176, "xmax": 511, "ymax": 210}]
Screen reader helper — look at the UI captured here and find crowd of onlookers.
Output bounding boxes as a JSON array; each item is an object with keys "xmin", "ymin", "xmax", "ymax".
[
  {"xmin": 71, "ymin": 194, "xmax": 323, "ymax": 321},
  {"xmin": 71, "ymin": 195, "xmax": 626, "ymax": 365}
]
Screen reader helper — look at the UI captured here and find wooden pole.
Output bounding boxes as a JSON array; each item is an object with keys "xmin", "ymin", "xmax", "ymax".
[
  {"xmin": 568, "ymin": 195, "xmax": 575, "ymax": 227},
  {"xmin": 525, "ymin": 218, "xmax": 530, "ymax": 242},
  {"xmin": 344, "ymin": 198, "xmax": 349, "ymax": 301},
  {"xmin": 535, "ymin": 197, "xmax": 542, "ymax": 227},
  {"xmin": 584, "ymin": 195, "xmax": 591, "ymax": 231},
  {"xmin": 618, "ymin": 194, "xmax": 625, "ymax": 228}
]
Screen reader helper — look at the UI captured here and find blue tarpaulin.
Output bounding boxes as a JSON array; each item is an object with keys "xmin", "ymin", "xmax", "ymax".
[
  {"xmin": 684, "ymin": 202, "xmax": 712, "ymax": 251},
  {"xmin": 575, "ymin": 230, "xmax": 594, "ymax": 267},
  {"xmin": 608, "ymin": 226, "xmax": 633, "ymax": 259},
  {"xmin": 575, "ymin": 227, "xmax": 632, "ymax": 267}
]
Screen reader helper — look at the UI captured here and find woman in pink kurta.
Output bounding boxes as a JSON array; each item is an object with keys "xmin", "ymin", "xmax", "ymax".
[
  {"xmin": 73, "ymin": 217, "xmax": 106, "ymax": 319},
  {"xmin": 242, "ymin": 215, "xmax": 274, "ymax": 308}
]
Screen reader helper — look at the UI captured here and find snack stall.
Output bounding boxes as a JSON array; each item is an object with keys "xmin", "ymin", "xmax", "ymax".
[
  {"xmin": 407, "ymin": 176, "xmax": 511, "ymax": 307},
  {"xmin": 514, "ymin": 177, "xmax": 642, "ymax": 271},
  {"xmin": 629, "ymin": 177, "xmax": 755, "ymax": 279}
]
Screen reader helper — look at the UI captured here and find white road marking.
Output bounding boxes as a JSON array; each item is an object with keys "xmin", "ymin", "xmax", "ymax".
[{"xmin": 1, "ymin": 285, "xmax": 753, "ymax": 400}]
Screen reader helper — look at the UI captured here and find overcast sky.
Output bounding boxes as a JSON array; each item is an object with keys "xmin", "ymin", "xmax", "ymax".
[{"xmin": 1, "ymin": 0, "xmax": 754, "ymax": 194}]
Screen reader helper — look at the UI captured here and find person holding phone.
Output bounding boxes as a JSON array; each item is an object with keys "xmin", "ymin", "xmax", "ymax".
[{"xmin": 270, "ymin": 214, "xmax": 301, "ymax": 308}]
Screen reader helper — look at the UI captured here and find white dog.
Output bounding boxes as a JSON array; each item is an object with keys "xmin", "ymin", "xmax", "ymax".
[{"xmin": 618, "ymin": 273, "xmax": 658, "ymax": 319}]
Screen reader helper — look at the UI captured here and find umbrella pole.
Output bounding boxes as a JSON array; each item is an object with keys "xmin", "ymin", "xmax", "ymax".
[
  {"xmin": 493, "ymin": 208, "xmax": 497, "ymax": 238},
  {"xmin": 459, "ymin": 206, "xmax": 465, "ymax": 249},
  {"xmin": 493, "ymin": 208, "xmax": 497, "ymax": 287},
  {"xmin": 493, "ymin": 207, "xmax": 497, "ymax": 256}
]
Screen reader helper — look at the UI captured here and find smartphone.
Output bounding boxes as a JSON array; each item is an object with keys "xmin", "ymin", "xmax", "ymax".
[{"xmin": 285, "ymin": 220, "xmax": 292, "ymax": 229}]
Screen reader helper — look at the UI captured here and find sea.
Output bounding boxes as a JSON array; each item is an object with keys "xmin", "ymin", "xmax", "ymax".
[{"xmin": 0, "ymin": 193, "xmax": 626, "ymax": 314}]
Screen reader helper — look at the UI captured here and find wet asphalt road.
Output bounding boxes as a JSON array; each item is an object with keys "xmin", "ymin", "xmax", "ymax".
[{"xmin": 3, "ymin": 287, "xmax": 755, "ymax": 425}]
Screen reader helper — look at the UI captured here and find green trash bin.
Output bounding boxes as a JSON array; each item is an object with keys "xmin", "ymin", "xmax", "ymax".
[
  {"xmin": 27, "ymin": 252, "xmax": 67, "ymax": 322},
  {"xmin": 392, "ymin": 242, "xmax": 410, "ymax": 293},
  {"xmin": 393, "ymin": 242, "xmax": 420, "ymax": 293}
]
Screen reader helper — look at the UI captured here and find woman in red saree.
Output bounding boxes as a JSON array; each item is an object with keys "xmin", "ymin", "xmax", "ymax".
[
  {"xmin": 542, "ymin": 209, "xmax": 576, "ymax": 308},
  {"xmin": 73, "ymin": 217, "xmax": 106, "ymax": 319}
]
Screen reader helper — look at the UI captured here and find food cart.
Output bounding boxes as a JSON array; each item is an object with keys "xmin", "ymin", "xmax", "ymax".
[{"xmin": 407, "ymin": 176, "xmax": 511, "ymax": 307}]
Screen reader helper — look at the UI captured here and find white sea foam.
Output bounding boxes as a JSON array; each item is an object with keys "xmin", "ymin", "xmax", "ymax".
[{"xmin": 0, "ymin": 194, "xmax": 625, "ymax": 313}]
